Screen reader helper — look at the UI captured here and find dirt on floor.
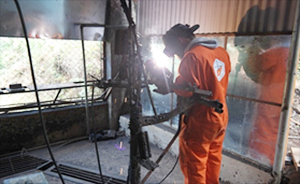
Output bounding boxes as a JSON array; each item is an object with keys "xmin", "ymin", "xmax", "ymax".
[
  {"xmin": 282, "ymin": 84, "xmax": 300, "ymax": 184},
  {"xmin": 289, "ymin": 86, "xmax": 300, "ymax": 152}
]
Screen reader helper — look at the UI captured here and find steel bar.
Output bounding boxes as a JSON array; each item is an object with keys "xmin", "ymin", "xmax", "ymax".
[
  {"xmin": 0, "ymin": 99, "xmax": 104, "ymax": 113},
  {"xmin": 52, "ymin": 89, "xmax": 62, "ymax": 105},
  {"xmin": 74, "ymin": 23, "xmax": 127, "ymax": 28},
  {"xmin": 0, "ymin": 82, "xmax": 95, "ymax": 95},
  {"xmin": 91, "ymin": 85, "xmax": 105, "ymax": 183},
  {"xmin": 141, "ymin": 67, "xmax": 157, "ymax": 116},
  {"xmin": 227, "ymin": 94, "xmax": 281, "ymax": 107},
  {"xmin": 147, "ymin": 31, "xmax": 293, "ymax": 38},
  {"xmin": 120, "ymin": 0, "xmax": 143, "ymax": 183},
  {"xmin": 170, "ymin": 56, "xmax": 175, "ymax": 126},
  {"xmin": 80, "ymin": 25, "xmax": 90, "ymax": 135}
]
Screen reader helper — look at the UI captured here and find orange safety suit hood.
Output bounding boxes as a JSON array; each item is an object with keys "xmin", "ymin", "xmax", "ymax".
[{"xmin": 184, "ymin": 37, "xmax": 218, "ymax": 53}]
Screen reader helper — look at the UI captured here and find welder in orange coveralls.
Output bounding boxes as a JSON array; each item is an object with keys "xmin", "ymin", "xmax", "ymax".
[{"xmin": 162, "ymin": 24, "xmax": 231, "ymax": 184}]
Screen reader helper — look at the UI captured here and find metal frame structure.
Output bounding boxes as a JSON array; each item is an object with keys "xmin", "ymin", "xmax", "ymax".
[
  {"xmin": 2, "ymin": 0, "xmax": 220, "ymax": 183},
  {"xmin": 7, "ymin": 0, "xmax": 300, "ymax": 183},
  {"xmin": 80, "ymin": 23, "xmax": 128, "ymax": 134},
  {"xmin": 80, "ymin": 23, "xmax": 131, "ymax": 183},
  {"xmin": 273, "ymin": 0, "xmax": 300, "ymax": 183},
  {"xmin": 85, "ymin": 1, "xmax": 222, "ymax": 183}
]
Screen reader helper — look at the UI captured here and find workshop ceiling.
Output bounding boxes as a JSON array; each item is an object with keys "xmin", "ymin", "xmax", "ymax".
[{"xmin": 137, "ymin": 0, "xmax": 298, "ymax": 36}]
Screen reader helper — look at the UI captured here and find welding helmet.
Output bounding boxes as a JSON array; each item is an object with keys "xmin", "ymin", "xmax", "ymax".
[{"xmin": 163, "ymin": 24, "xmax": 199, "ymax": 57}]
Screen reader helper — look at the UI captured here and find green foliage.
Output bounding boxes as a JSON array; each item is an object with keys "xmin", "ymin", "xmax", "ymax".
[{"xmin": 0, "ymin": 37, "xmax": 104, "ymax": 107}]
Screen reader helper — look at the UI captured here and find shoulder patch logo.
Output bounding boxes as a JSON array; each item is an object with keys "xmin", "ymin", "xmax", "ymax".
[{"xmin": 213, "ymin": 59, "xmax": 225, "ymax": 81}]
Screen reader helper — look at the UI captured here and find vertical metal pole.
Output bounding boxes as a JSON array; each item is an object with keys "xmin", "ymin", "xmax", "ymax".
[
  {"xmin": 120, "ymin": 1, "xmax": 143, "ymax": 183},
  {"xmin": 142, "ymin": 67, "xmax": 158, "ymax": 116},
  {"xmin": 91, "ymin": 85, "xmax": 105, "ymax": 184},
  {"xmin": 129, "ymin": 0, "xmax": 132, "ymax": 16},
  {"xmin": 128, "ymin": 27, "xmax": 142, "ymax": 184},
  {"xmin": 103, "ymin": 42, "xmax": 107, "ymax": 80},
  {"xmin": 80, "ymin": 25, "xmax": 90, "ymax": 135},
  {"xmin": 273, "ymin": 0, "xmax": 300, "ymax": 183},
  {"xmin": 170, "ymin": 56, "xmax": 175, "ymax": 126},
  {"xmin": 224, "ymin": 35, "xmax": 228, "ymax": 50}
]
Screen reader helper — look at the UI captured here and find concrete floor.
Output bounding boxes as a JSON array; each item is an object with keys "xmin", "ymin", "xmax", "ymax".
[
  {"xmin": 2, "ymin": 133, "xmax": 294, "ymax": 184},
  {"xmin": 2, "ymin": 134, "xmax": 300, "ymax": 184},
  {"xmin": 29, "ymin": 135, "xmax": 185, "ymax": 184}
]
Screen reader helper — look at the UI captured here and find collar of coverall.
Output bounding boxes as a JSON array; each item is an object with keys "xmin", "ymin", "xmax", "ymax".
[{"xmin": 184, "ymin": 37, "xmax": 218, "ymax": 53}]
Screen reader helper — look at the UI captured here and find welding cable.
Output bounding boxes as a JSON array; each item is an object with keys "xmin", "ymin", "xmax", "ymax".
[
  {"xmin": 91, "ymin": 85, "xmax": 105, "ymax": 183},
  {"xmin": 157, "ymin": 116, "xmax": 181, "ymax": 184},
  {"xmin": 13, "ymin": 0, "xmax": 65, "ymax": 183},
  {"xmin": 141, "ymin": 115, "xmax": 182, "ymax": 184},
  {"xmin": 158, "ymin": 156, "xmax": 179, "ymax": 184}
]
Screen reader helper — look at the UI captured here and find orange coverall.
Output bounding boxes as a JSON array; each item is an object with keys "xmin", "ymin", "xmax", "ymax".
[
  {"xmin": 248, "ymin": 47, "xmax": 289, "ymax": 165},
  {"xmin": 174, "ymin": 45, "xmax": 231, "ymax": 184}
]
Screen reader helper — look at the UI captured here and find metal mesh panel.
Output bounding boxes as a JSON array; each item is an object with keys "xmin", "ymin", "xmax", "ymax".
[
  {"xmin": 0, "ymin": 37, "xmax": 104, "ymax": 113},
  {"xmin": 0, "ymin": 155, "xmax": 48, "ymax": 178}
]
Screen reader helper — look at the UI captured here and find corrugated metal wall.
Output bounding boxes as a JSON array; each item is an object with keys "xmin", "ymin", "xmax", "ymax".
[{"xmin": 137, "ymin": 0, "xmax": 298, "ymax": 36}]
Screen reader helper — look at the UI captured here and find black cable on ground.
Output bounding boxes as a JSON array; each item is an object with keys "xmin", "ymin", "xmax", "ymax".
[
  {"xmin": 91, "ymin": 85, "xmax": 105, "ymax": 183},
  {"xmin": 157, "ymin": 117, "xmax": 181, "ymax": 184},
  {"xmin": 158, "ymin": 156, "xmax": 179, "ymax": 184},
  {"xmin": 13, "ymin": 0, "xmax": 65, "ymax": 183},
  {"xmin": 141, "ymin": 115, "xmax": 182, "ymax": 184}
]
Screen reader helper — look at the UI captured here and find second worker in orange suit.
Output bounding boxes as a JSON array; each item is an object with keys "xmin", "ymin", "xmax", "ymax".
[
  {"xmin": 235, "ymin": 5, "xmax": 289, "ymax": 166},
  {"xmin": 162, "ymin": 24, "xmax": 231, "ymax": 184}
]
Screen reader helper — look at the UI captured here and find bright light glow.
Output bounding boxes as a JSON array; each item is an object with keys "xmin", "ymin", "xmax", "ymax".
[{"xmin": 151, "ymin": 44, "xmax": 170, "ymax": 68}]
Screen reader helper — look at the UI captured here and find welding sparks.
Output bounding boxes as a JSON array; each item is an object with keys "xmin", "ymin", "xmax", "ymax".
[{"xmin": 151, "ymin": 44, "xmax": 169, "ymax": 68}]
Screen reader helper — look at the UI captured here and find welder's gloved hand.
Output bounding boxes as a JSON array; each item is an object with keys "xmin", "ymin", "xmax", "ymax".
[{"xmin": 144, "ymin": 59, "xmax": 174, "ymax": 95}]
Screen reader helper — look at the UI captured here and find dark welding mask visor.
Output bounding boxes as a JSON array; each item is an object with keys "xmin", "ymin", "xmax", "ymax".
[{"xmin": 163, "ymin": 47, "xmax": 176, "ymax": 57}]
